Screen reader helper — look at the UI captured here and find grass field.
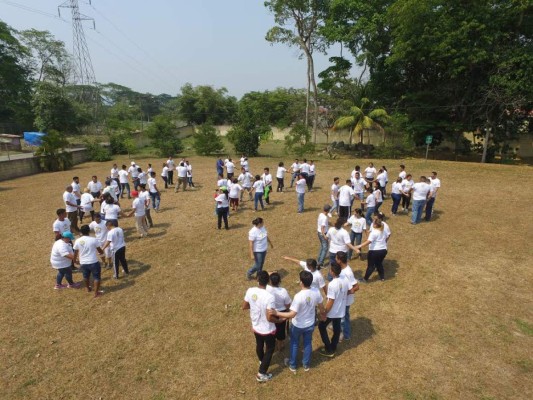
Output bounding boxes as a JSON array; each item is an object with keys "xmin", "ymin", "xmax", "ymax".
[{"xmin": 0, "ymin": 151, "xmax": 532, "ymax": 400}]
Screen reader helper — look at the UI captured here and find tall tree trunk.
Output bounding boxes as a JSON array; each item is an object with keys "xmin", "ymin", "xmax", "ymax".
[
  {"xmin": 305, "ymin": 57, "xmax": 311, "ymax": 128},
  {"xmin": 309, "ymin": 55, "xmax": 319, "ymax": 144},
  {"xmin": 481, "ymin": 123, "xmax": 491, "ymax": 163}
]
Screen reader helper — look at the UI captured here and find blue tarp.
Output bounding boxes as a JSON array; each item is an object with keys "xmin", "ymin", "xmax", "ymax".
[{"xmin": 23, "ymin": 132, "xmax": 46, "ymax": 146}]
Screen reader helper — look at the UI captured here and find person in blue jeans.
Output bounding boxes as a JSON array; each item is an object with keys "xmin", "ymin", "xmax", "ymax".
[
  {"xmin": 364, "ymin": 187, "xmax": 376, "ymax": 227},
  {"xmin": 246, "ymin": 218, "xmax": 273, "ymax": 279},
  {"xmin": 336, "ymin": 251, "xmax": 359, "ymax": 341},
  {"xmin": 252, "ymin": 175, "xmax": 265, "ymax": 211},
  {"xmin": 410, "ymin": 176, "xmax": 431, "ymax": 224},
  {"xmin": 317, "ymin": 204, "xmax": 331, "ymax": 267},
  {"xmin": 390, "ymin": 177, "xmax": 403, "ymax": 215},
  {"xmin": 274, "ymin": 270, "xmax": 325, "ymax": 372}
]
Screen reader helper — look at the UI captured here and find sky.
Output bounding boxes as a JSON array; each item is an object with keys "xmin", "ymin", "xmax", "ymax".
[{"xmin": 0, "ymin": 0, "xmax": 350, "ymax": 98}]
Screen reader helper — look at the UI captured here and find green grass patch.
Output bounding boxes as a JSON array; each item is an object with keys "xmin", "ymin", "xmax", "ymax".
[{"xmin": 515, "ymin": 319, "xmax": 533, "ymax": 336}]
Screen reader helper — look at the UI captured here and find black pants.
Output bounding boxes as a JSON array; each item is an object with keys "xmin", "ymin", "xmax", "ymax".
[
  {"xmin": 167, "ymin": 170, "xmax": 174, "ymax": 185},
  {"xmin": 145, "ymin": 208, "xmax": 153, "ymax": 227},
  {"xmin": 401, "ymin": 193, "xmax": 411, "ymax": 210},
  {"xmin": 276, "ymin": 177, "xmax": 284, "ymax": 192},
  {"xmin": 217, "ymin": 207, "xmax": 229, "ymax": 229},
  {"xmin": 162, "ymin": 176, "xmax": 168, "ymax": 188},
  {"xmin": 364, "ymin": 249, "xmax": 387, "ymax": 280},
  {"xmin": 113, "ymin": 246, "xmax": 129, "ymax": 278},
  {"xmin": 79, "ymin": 210, "xmax": 95, "ymax": 222},
  {"xmin": 318, "ymin": 317, "xmax": 342, "ymax": 353},
  {"xmin": 339, "ymin": 205, "xmax": 350, "ymax": 219},
  {"xmin": 254, "ymin": 332, "xmax": 276, "ymax": 375},
  {"xmin": 308, "ymin": 175, "xmax": 315, "ymax": 190}
]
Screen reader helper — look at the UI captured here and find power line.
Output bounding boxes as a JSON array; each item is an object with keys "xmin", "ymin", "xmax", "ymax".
[{"xmin": 0, "ymin": 0, "xmax": 68, "ymax": 22}]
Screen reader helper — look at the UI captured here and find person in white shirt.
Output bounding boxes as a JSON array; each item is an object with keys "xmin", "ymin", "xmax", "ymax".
[
  {"xmin": 356, "ymin": 219, "xmax": 389, "ymax": 282},
  {"xmin": 89, "ymin": 213, "xmax": 111, "ymax": 269},
  {"xmin": 381, "ymin": 165, "xmax": 389, "ymax": 197},
  {"xmin": 289, "ymin": 159, "xmax": 301, "ymax": 187},
  {"xmin": 364, "ymin": 162, "xmax": 377, "ymax": 187},
  {"xmin": 225, "ymin": 158, "xmax": 235, "ymax": 179},
  {"xmin": 350, "ymin": 165, "xmax": 361, "ymax": 180},
  {"xmin": 274, "ymin": 270, "xmax": 325, "ymax": 372},
  {"xmin": 128, "ymin": 162, "xmax": 140, "ymax": 190},
  {"xmin": 137, "ymin": 185, "xmax": 153, "ymax": 228},
  {"xmin": 217, "ymin": 175, "xmax": 230, "ymax": 189},
  {"xmin": 344, "ymin": 208, "xmax": 367, "ymax": 260},
  {"xmin": 326, "ymin": 218, "xmax": 357, "ymax": 274},
  {"xmin": 137, "ymin": 168, "xmax": 147, "ymax": 188},
  {"xmin": 282, "ymin": 256, "xmax": 327, "ymax": 294},
  {"xmin": 147, "ymin": 172, "xmax": 161, "ymax": 212},
  {"xmin": 127, "ymin": 190, "xmax": 149, "ymax": 237},
  {"xmin": 238, "ymin": 167, "xmax": 253, "ymax": 201},
  {"xmin": 101, "ymin": 197, "xmax": 121, "ymax": 226},
  {"xmin": 330, "ymin": 177, "xmax": 340, "ymax": 214},
  {"xmin": 242, "ymin": 271, "xmax": 282, "ymax": 382},
  {"xmin": 365, "ymin": 187, "xmax": 377, "ymax": 226},
  {"xmin": 410, "ymin": 175, "xmax": 431, "ymax": 224},
  {"xmin": 276, "ymin": 162, "xmax": 287, "ymax": 192},
  {"xmin": 118, "ymin": 164, "xmax": 131, "ymax": 199},
  {"xmin": 295, "ymin": 174, "xmax": 307, "ymax": 213},
  {"xmin": 241, "ymin": 157, "xmax": 249, "ymax": 172},
  {"xmin": 307, "ymin": 160, "xmax": 316, "ymax": 191},
  {"xmin": 266, "ymin": 272, "xmax": 292, "ymax": 352},
  {"xmin": 336, "ymin": 251, "xmax": 359, "ymax": 341},
  {"xmin": 425, "ymin": 171, "xmax": 441, "ymax": 221},
  {"xmin": 351, "ymin": 171, "xmax": 367, "ymax": 212},
  {"xmin": 376, "ymin": 169, "xmax": 387, "ymax": 199},
  {"xmin": 53, "ymin": 208, "xmax": 71, "ymax": 240},
  {"xmin": 401, "ymin": 174, "xmax": 414, "ymax": 212},
  {"xmin": 71, "ymin": 176, "xmax": 81, "ymax": 205},
  {"xmin": 73, "ymin": 225, "xmax": 104, "ymax": 297},
  {"xmin": 166, "ymin": 156, "xmax": 175, "ymax": 186},
  {"xmin": 87, "ymin": 176, "xmax": 103, "ymax": 198},
  {"xmin": 215, "ymin": 188, "xmax": 230, "ymax": 230},
  {"xmin": 161, "ymin": 163, "xmax": 169, "ymax": 188},
  {"xmin": 185, "ymin": 160, "xmax": 195, "ymax": 188},
  {"xmin": 299, "ymin": 159, "xmax": 310, "ymax": 187},
  {"xmin": 63, "ymin": 185, "xmax": 81, "ymax": 233},
  {"xmin": 102, "ymin": 220, "xmax": 128, "ymax": 279},
  {"xmin": 229, "ymin": 178, "xmax": 243, "ymax": 211},
  {"xmin": 146, "ymin": 163, "xmax": 153, "ymax": 176},
  {"xmin": 110, "ymin": 163, "xmax": 120, "ymax": 187},
  {"xmin": 252, "ymin": 175, "xmax": 265, "ymax": 211},
  {"xmin": 50, "ymin": 232, "xmax": 81, "ymax": 289},
  {"xmin": 390, "ymin": 177, "xmax": 403, "ymax": 215},
  {"xmin": 317, "ymin": 204, "xmax": 332, "ymax": 267},
  {"xmin": 399, "ymin": 164, "xmax": 407, "ymax": 180},
  {"xmin": 318, "ymin": 263, "xmax": 347, "ymax": 357},
  {"xmin": 338, "ymin": 179, "xmax": 355, "ymax": 219},
  {"xmin": 262, "ymin": 168, "xmax": 273, "ymax": 205},
  {"xmin": 175, "ymin": 162, "xmax": 188, "ymax": 192},
  {"xmin": 246, "ymin": 218, "xmax": 273, "ymax": 279},
  {"xmin": 80, "ymin": 188, "xmax": 95, "ymax": 222},
  {"xmin": 373, "ymin": 181, "xmax": 383, "ymax": 212}
]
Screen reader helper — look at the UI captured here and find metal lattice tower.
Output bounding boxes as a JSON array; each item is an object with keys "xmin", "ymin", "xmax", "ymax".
[{"xmin": 59, "ymin": 0, "xmax": 96, "ymax": 87}]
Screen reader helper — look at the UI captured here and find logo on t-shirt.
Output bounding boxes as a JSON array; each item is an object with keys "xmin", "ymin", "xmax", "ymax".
[
  {"xmin": 252, "ymin": 294, "xmax": 258, "ymax": 301},
  {"xmin": 305, "ymin": 296, "xmax": 311, "ymax": 304}
]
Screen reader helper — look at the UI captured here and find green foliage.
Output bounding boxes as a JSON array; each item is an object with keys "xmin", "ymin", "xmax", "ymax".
[
  {"xmin": 105, "ymin": 101, "xmax": 140, "ymax": 131},
  {"xmin": 146, "ymin": 115, "xmax": 183, "ymax": 157},
  {"xmin": 83, "ymin": 138, "xmax": 112, "ymax": 162},
  {"xmin": 32, "ymin": 81, "xmax": 81, "ymax": 133},
  {"xmin": 193, "ymin": 123, "xmax": 224, "ymax": 155},
  {"xmin": 109, "ymin": 131, "xmax": 135, "ymax": 155},
  {"xmin": 226, "ymin": 125, "xmax": 262, "ymax": 157},
  {"xmin": 285, "ymin": 123, "xmax": 315, "ymax": 156},
  {"xmin": 34, "ymin": 129, "xmax": 73, "ymax": 171}
]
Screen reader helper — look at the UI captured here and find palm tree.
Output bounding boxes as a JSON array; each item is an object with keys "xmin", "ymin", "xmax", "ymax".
[{"xmin": 333, "ymin": 98, "xmax": 390, "ymax": 145}]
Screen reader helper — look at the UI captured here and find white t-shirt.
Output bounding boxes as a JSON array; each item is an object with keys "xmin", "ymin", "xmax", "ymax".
[
  {"xmin": 217, "ymin": 178, "xmax": 229, "ymax": 188},
  {"xmin": 244, "ymin": 287, "xmax": 276, "ymax": 335},
  {"xmin": 391, "ymin": 182, "xmax": 402, "ymax": 194},
  {"xmin": 102, "ymin": 186, "xmax": 118, "ymax": 202},
  {"xmin": 369, "ymin": 221, "xmax": 391, "ymax": 238},
  {"xmin": 106, "ymin": 227, "xmax": 125, "ymax": 251},
  {"xmin": 266, "ymin": 285, "xmax": 292, "ymax": 311},
  {"xmin": 327, "ymin": 227, "xmax": 351, "ymax": 253},
  {"xmin": 167, "ymin": 159, "xmax": 175, "ymax": 170},
  {"xmin": 87, "ymin": 181, "xmax": 102, "ymax": 193},
  {"xmin": 215, "ymin": 193, "xmax": 229, "ymax": 208},
  {"xmin": 383, "ymin": 170, "xmax": 389, "ymax": 182},
  {"xmin": 249, "ymin": 226, "xmax": 268, "ymax": 252},
  {"xmin": 352, "ymin": 178, "xmax": 367, "ymax": 194},
  {"xmin": 300, "ymin": 163, "xmax": 310, "ymax": 174},
  {"xmin": 364, "ymin": 167, "xmax": 376, "ymax": 179},
  {"xmin": 309, "ymin": 164, "xmax": 316, "ymax": 176},
  {"xmin": 253, "ymin": 180, "xmax": 265, "ymax": 193},
  {"xmin": 53, "ymin": 219, "xmax": 71, "ymax": 235},
  {"xmin": 239, "ymin": 172, "xmax": 253, "ymax": 188},
  {"xmin": 290, "ymin": 288, "xmax": 323, "ymax": 329},
  {"xmin": 373, "ymin": 189, "xmax": 383, "ymax": 203},
  {"xmin": 132, "ymin": 198, "xmax": 145, "ymax": 217},
  {"xmin": 89, "ymin": 220, "xmax": 107, "ymax": 244},
  {"xmin": 377, "ymin": 172, "xmax": 387, "ymax": 187},
  {"xmin": 262, "ymin": 173, "xmax": 273, "ymax": 186},
  {"xmin": 412, "ymin": 182, "xmax": 431, "ymax": 201},
  {"xmin": 399, "ymin": 171, "xmax": 407, "ymax": 179},
  {"xmin": 161, "ymin": 166, "xmax": 169, "ymax": 178},
  {"xmin": 368, "ymin": 229, "xmax": 388, "ymax": 251},
  {"xmin": 118, "ymin": 170, "xmax": 129, "ymax": 183},
  {"xmin": 177, "ymin": 165, "xmax": 187, "ymax": 178},
  {"xmin": 102, "ymin": 203, "xmax": 121, "ymax": 220},
  {"xmin": 299, "ymin": 261, "xmax": 326, "ymax": 290},
  {"xmin": 128, "ymin": 166, "xmax": 138, "ymax": 178},
  {"xmin": 50, "ymin": 240, "xmax": 73, "ymax": 269},
  {"xmin": 317, "ymin": 213, "xmax": 329, "ymax": 233},
  {"xmin": 71, "ymin": 181, "xmax": 81, "ymax": 199},
  {"xmin": 63, "ymin": 191, "xmax": 78, "ymax": 212},
  {"xmin": 138, "ymin": 172, "xmax": 147, "ymax": 185},
  {"xmin": 331, "ymin": 183, "xmax": 339, "ymax": 202},
  {"xmin": 429, "ymin": 177, "xmax": 441, "ymax": 197},
  {"xmin": 229, "ymin": 183, "xmax": 242, "ymax": 198},
  {"xmin": 276, "ymin": 167, "xmax": 287, "ymax": 179},
  {"xmin": 347, "ymin": 216, "xmax": 366, "ymax": 233},
  {"xmin": 110, "ymin": 167, "xmax": 119, "ymax": 179},
  {"xmin": 110, "ymin": 180, "xmax": 120, "ymax": 196},
  {"xmin": 295, "ymin": 178, "xmax": 306, "ymax": 194},
  {"xmin": 340, "ymin": 266, "xmax": 358, "ymax": 306},
  {"xmin": 326, "ymin": 277, "xmax": 348, "ymax": 318},
  {"xmin": 338, "ymin": 185, "xmax": 355, "ymax": 206},
  {"xmin": 226, "ymin": 161, "xmax": 235, "ymax": 173},
  {"xmin": 186, "ymin": 164, "xmax": 192, "ymax": 177},
  {"xmin": 241, "ymin": 160, "xmax": 249, "ymax": 171},
  {"xmin": 139, "ymin": 191, "xmax": 150, "ymax": 208},
  {"xmin": 291, "ymin": 162, "xmax": 300, "ymax": 172},
  {"xmin": 73, "ymin": 236, "xmax": 100, "ymax": 264},
  {"xmin": 366, "ymin": 193, "xmax": 376, "ymax": 208},
  {"xmin": 81, "ymin": 193, "xmax": 95, "ymax": 212},
  {"xmin": 148, "ymin": 177, "xmax": 158, "ymax": 193},
  {"xmin": 401, "ymin": 179, "xmax": 414, "ymax": 193}
]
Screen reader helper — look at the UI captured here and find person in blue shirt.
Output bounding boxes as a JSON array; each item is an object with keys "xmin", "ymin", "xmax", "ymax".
[{"xmin": 216, "ymin": 157, "xmax": 224, "ymax": 177}]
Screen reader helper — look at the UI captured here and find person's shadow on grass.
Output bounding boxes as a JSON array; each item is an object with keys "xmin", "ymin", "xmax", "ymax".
[
  {"xmin": 100, "ymin": 262, "xmax": 151, "ymax": 293},
  {"xmin": 353, "ymin": 259, "xmax": 399, "ymax": 282}
]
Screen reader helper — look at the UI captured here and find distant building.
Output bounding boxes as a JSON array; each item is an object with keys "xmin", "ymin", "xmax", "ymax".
[{"xmin": 0, "ymin": 134, "xmax": 22, "ymax": 151}]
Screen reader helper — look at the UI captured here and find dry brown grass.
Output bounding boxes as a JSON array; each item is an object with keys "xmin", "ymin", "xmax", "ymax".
[{"xmin": 0, "ymin": 153, "xmax": 532, "ymax": 400}]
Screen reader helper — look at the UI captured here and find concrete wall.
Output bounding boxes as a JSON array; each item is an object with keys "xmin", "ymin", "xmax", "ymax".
[{"xmin": 0, "ymin": 148, "xmax": 89, "ymax": 182}]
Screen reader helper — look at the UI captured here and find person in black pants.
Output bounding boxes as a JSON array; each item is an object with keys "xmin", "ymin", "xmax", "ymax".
[
  {"xmin": 356, "ymin": 219, "xmax": 388, "ymax": 282},
  {"xmin": 215, "ymin": 188, "xmax": 230, "ymax": 230},
  {"xmin": 101, "ymin": 220, "xmax": 129, "ymax": 279},
  {"xmin": 318, "ymin": 262, "xmax": 345, "ymax": 358}
]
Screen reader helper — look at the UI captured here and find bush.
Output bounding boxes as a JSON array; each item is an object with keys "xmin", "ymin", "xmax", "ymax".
[
  {"xmin": 193, "ymin": 123, "xmax": 224, "ymax": 155},
  {"xmin": 285, "ymin": 123, "xmax": 315, "ymax": 156},
  {"xmin": 371, "ymin": 141, "xmax": 415, "ymax": 159},
  {"xmin": 34, "ymin": 129, "xmax": 73, "ymax": 171},
  {"xmin": 227, "ymin": 125, "xmax": 263, "ymax": 156},
  {"xmin": 84, "ymin": 138, "xmax": 112, "ymax": 162},
  {"xmin": 146, "ymin": 115, "xmax": 183, "ymax": 157},
  {"xmin": 110, "ymin": 131, "xmax": 132, "ymax": 155}
]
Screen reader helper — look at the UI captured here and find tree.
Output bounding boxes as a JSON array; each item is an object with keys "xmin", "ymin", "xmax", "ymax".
[
  {"xmin": 265, "ymin": 0, "xmax": 329, "ymax": 141},
  {"xmin": 285, "ymin": 123, "xmax": 315, "ymax": 156},
  {"xmin": 146, "ymin": 115, "xmax": 183, "ymax": 157},
  {"xmin": 34, "ymin": 129, "xmax": 73, "ymax": 171},
  {"xmin": 333, "ymin": 98, "xmax": 389, "ymax": 144},
  {"xmin": 193, "ymin": 123, "xmax": 224, "ymax": 155},
  {"xmin": 175, "ymin": 83, "xmax": 237, "ymax": 125}
]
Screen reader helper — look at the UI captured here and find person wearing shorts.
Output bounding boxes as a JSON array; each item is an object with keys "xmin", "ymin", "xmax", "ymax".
[
  {"xmin": 229, "ymin": 178, "xmax": 242, "ymax": 211},
  {"xmin": 74, "ymin": 225, "xmax": 104, "ymax": 297}
]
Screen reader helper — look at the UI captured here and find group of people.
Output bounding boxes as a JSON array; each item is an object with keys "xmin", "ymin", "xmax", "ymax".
[{"xmin": 242, "ymin": 160, "xmax": 442, "ymax": 382}]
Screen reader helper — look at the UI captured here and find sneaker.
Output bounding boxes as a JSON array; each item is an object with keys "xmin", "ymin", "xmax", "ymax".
[
  {"xmin": 256, "ymin": 373, "xmax": 272, "ymax": 383},
  {"xmin": 284, "ymin": 358, "xmax": 296, "ymax": 373},
  {"xmin": 67, "ymin": 282, "xmax": 81, "ymax": 289},
  {"xmin": 303, "ymin": 365, "xmax": 310, "ymax": 372},
  {"xmin": 113, "ymin": 275, "xmax": 119, "ymax": 279},
  {"xmin": 54, "ymin": 284, "xmax": 67, "ymax": 290},
  {"xmin": 319, "ymin": 349, "xmax": 335, "ymax": 358},
  {"xmin": 94, "ymin": 290, "xmax": 104, "ymax": 298}
]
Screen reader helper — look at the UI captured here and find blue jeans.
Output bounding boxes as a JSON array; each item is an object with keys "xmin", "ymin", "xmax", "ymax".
[
  {"xmin": 348, "ymin": 231, "xmax": 362, "ymax": 259},
  {"xmin": 391, "ymin": 193, "xmax": 401, "ymax": 214},
  {"xmin": 247, "ymin": 251, "xmax": 267, "ymax": 277},
  {"xmin": 254, "ymin": 192, "xmax": 264, "ymax": 210},
  {"xmin": 56, "ymin": 266, "xmax": 74, "ymax": 285},
  {"xmin": 149, "ymin": 192, "xmax": 160, "ymax": 210},
  {"xmin": 120, "ymin": 183, "xmax": 131, "ymax": 198},
  {"xmin": 81, "ymin": 261, "xmax": 101, "ymax": 281},
  {"xmin": 365, "ymin": 206, "xmax": 375, "ymax": 226},
  {"xmin": 331, "ymin": 199, "xmax": 339, "ymax": 214},
  {"xmin": 297, "ymin": 192, "xmax": 305, "ymax": 212},
  {"xmin": 411, "ymin": 199, "xmax": 426, "ymax": 224},
  {"xmin": 425, "ymin": 197, "xmax": 435, "ymax": 221},
  {"xmin": 342, "ymin": 305, "xmax": 351, "ymax": 339},
  {"xmin": 289, "ymin": 324, "xmax": 314, "ymax": 369},
  {"xmin": 290, "ymin": 172, "xmax": 298, "ymax": 187},
  {"xmin": 317, "ymin": 232, "xmax": 328, "ymax": 266}
]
